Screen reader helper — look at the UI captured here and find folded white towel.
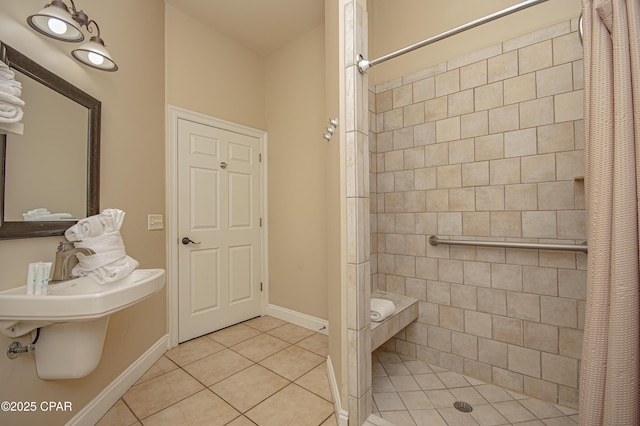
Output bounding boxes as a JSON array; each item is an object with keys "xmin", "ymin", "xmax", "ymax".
[
  {"xmin": 22, "ymin": 208, "xmax": 73, "ymax": 221},
  {"xmin": 0, "ymin": 101, "xmax": 23, "ymax": 123},
  {"xmin": 72, "ymin": 232, "xmax": 139, "ymax": 284},
  {"xmin": 0, "ymin": 81, "xmax": 21, "ymax": 97},
  {"xmin": 0, "ymin": 90, "xmax": 24, "ymax": 106},
  {"xmin": 65, "ymin": 208, "xmax": 126, "ymax": 240},
  {"xmin": 66, "ymin": 208, "xmax": 139, "ymax": 284},
  {"xmin": 371, "ymin": 298, "xmax": 396, "ymax": 322}
]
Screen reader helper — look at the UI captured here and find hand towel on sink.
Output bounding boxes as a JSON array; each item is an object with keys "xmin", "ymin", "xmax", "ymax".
[
  {"xmin": 66, "ymin": 209, "xmax": 139, "ymax": 284},
  {"xmin": 65, "ymin": 208, "xmax": 125, "ymax": 240},
  {"xmin": 370, "ymin": 298, "xmax": 395, "ymax": 322}
]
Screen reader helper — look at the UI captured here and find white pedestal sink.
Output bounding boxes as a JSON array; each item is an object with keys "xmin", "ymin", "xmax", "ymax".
[{"xmin": 0, "ymin": 268, "xmax": 165, "ymax": 379}]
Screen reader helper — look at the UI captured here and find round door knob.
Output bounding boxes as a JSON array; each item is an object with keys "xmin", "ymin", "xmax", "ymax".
[{"xmin": 182, "ymin": 237, "xmax": 201, "ymax": 245}]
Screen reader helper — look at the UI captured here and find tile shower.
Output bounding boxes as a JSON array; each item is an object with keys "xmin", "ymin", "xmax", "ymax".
[{"xmin": 370, "ymin": 20, "xmax": 585, "ymax": 409}]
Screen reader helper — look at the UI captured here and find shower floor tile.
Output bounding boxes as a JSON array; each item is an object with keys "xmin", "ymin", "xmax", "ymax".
[{"xmin": 370, "ymin": 348, "xmax": 579, "ymax": 426}]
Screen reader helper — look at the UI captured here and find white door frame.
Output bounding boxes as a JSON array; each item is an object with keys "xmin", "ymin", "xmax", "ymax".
[{"xmin": 167, "ymin": 105, "xmax": 269, "ymax": 348}]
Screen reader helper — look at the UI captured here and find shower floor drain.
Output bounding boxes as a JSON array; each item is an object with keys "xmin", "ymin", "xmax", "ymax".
[{"xmin": 453, "ymin": 401, "xmax": 473, "ymax": 413}]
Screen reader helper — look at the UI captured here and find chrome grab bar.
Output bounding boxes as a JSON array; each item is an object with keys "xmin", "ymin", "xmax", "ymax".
[{"xmin": 428, "ymin": 235, "xmax": 588, "ymax": 253}]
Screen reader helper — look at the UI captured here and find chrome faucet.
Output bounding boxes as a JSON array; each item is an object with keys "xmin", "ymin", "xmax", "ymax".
[{"xmin": 51, "ymin": 242, "xmax": 95, "ymax": 283}]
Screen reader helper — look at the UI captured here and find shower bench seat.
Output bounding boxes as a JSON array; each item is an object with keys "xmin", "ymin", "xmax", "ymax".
[{"xmin": 370, "ymin": 291, "xmax": 419, "ymax": 352}]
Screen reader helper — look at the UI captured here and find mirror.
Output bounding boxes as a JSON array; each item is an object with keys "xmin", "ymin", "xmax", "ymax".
[{"xmin": 0, "ymin": 42, "xmax": 100, "ymax": 239}]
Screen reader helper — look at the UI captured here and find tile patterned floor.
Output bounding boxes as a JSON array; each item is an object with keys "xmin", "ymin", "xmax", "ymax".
[
  {"xmin": 371, "ymin": 350, "xmax": 579, "ymax": 426},
  {"xmin": 97, "ymin": 316, "xmax": 580, "ymax": 426},
  {"xmin": 97, "ymin": 316, "xmax": 336, "ymax": 426}
]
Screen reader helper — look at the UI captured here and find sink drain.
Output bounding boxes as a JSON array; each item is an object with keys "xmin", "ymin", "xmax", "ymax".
[{"xmin": 454, "ymin": 401, "xmax": 473, "ymax": 413}]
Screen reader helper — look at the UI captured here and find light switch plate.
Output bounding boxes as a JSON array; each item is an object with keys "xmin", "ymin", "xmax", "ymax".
[{"xmin": 148, "ymin": 214, "xmax": 164, "ymax": 230}]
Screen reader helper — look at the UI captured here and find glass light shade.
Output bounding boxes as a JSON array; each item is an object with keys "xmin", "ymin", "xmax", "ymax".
[
  {"xmin": 27, "ymin": 3, "xmax": 84, "ymax": 42},
  {"xmin": 71, "ymin": 37, "xmax": 118, "ymax": 72}
]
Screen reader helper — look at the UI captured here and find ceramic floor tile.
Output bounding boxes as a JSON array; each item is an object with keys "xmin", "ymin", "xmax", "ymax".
[
  {"xmin": 519, "ymin": 398, "xmax": 566, "ymax": 419},
  {"xmin": 436, "ymin": 371, "xmax": 471, "ymax": 388},
  {"xmin": 244, "ymin": 315, "xmax": 287, "ymax": 332},
  {"xmin": 449, "ymin": 386, "xmax": 488, "ymax": 405},
  {"xmin": 398, "ymin": 391, "xmax": 434, "ymax": 410},
  {"xmin": 164, "ymin": 335, "xmax": 225, "ymax": 366},
  {"xmin": 231, "ymin": 333, "xmax": 291, "ymax": 362},
  {"xmin": 208, "ymin": 323, "xmax": 261, "ymax": 347},
  {"xmin": 381, "ymin": 361, "xmax": 411, "ymax": 376},
  {"xmin": 474, "ymin": 384, "xmax": 516, "ymax": 403},
  {"xmin": 373, "ymin": 376, "xmax": 397, "ymax": 392},
  {"xmin": 541, "ymin": 416, "xmax": 578, "ymax": 425},
  {"xmin": 389, "ymin": 375, "xmax": 421, "ymax": 392},
  {"xmin": 414, "ymin": 373, "xmax": 447, "ymax": 390},
  {"xmin": 123, "ymin": 369, "xmax": 204, "ymax": 419},
  {"xmin": 226, "ymin": 415, "xmax": 258, "ymax": 426},
  {"xmin": 296, "ymin": 333, "xmax": 330, "ymax": 356},
  {"xmin": 96, "ymin": 399, "xmax": 138, "ymax": 426},
  {"xmin": 492, "ymin": 400, "xmax": 538, "ymax": 423},
  {"xmin": 380, "ymin": 410, "xmax": 418, "ymax": 426},
  {"xmin": 141, "ymin": 389, "xmax": 239, "ymax": 425},
  {"xmin": 295, "ymin": 363, "xmax": 333, "ymax": 402},
  {"xmin": 403, "ymin": 360, "xmax": 434, "ymax": 375},
  {"xmin": 409, "ymin": 409, "xmax": 448, "ymax": 426},
  {"xmin": 268, "ymin": 322, "xmax": 316, "ymax": 343},
  {"xmin": 259, "ymin": 344, "xmax": 325, "ymax": 380},
  {"xmin": 321, "ymin": 413, "xmax": 339, "ymax": 425},
  {"xmin": 245, "ymin": 383, "xmax": 334, "ymax": 426},
  {"xmin": 469, "ymin": 404, "xmax": 509, "ymax": 426},
  {"xmin": 210, "ymin": 364, "xmax": 289, "ymax": 412},
  {"xmin": 182, "ymin": 348, "xmax": 253, "ymax": 387},
  {"xmin": 424, "ymin": 389, "xmax": 457, "ymax": 409},
  {"xmin": 135, "ymin": 356, "xmax": 179, "ymax": 386},
  {"xmin": 437, "ymin": 407, "xmax": 480, "ymax": 425},
  {"xmin": 373, "ymin": 392, "xmax": 407, "ymax": 411}
]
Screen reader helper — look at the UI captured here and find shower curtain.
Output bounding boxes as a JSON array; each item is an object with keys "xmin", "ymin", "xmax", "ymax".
[{"xmin": 579, "ymin": 1, "xmax": 640, "ymax": 425}]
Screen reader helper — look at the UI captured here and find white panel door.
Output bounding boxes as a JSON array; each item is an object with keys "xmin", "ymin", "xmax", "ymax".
[{"xmin": 178, "ymin": 118, "xmax": 262, "ymax": 342}]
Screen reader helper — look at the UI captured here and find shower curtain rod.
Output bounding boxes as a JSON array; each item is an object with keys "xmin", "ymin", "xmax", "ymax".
[
  {"xmin": 429, "ymin": 236, "xmax": 588, "ymax": 253},
  {"xmin": 357, "ymin": 0, "xmax": 549, "ymax": 73}
]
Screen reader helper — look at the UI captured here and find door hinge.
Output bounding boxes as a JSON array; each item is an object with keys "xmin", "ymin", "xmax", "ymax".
[
  {"xmin": 259, "ymin": 153, "xmax": 262, "ymax": 162},
  {"xmin": 259, "ymin": 217, "xmax": 263, "ymax": 227},
  {"xmin": 260, "ymin": 282, "xmax": 263, "ymax": 291}
]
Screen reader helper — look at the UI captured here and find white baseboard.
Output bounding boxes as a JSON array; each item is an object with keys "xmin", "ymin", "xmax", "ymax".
[
  {"xmin": 66, "ymin": 334, "xmax": 169, "ymax": 426},
  {"xmin": 327, "ymin": 355, "xmax": 349, "ymax": 426},
  {"xmin": 267, "ymin": 304, "xmax": 328, "ymax": 335}
]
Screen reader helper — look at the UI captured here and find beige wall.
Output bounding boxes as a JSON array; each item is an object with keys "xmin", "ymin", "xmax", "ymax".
[
  {"xmin": 265, "ymin": 25, "xmax": 328, "ymax": 319},
  {"xmin": 368, "ymin": 0, "xmax": 581, "ymax": 84},
  {"xmin": 0, "ymin": 1, "xmax": 166, "ymax": 424},
  {"xmin": 165, "ymin": 4, "xmax": 266, "ymax": 130}
]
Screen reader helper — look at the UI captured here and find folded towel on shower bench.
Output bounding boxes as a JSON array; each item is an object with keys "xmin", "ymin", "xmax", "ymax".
[{"xmin": 370, "ymin": 298, "xmax": 396, "ymax": 322}]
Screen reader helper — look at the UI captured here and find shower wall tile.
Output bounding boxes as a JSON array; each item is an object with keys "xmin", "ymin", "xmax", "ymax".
[
  {"xmin": 518, "ymin": 40, "xmax": 553, "ymax": 74},
  {"xmin": 504, "ymin": 73, "xmax": 536, "ymax": 105},
  {"xmin": 488, "ymin": 51, "xmax": 518, "ymax": 83},
  {"xmin": 370, "ymin": 20, "xmax": 586, "ymax": 409},
  {"xmin": 536, "ymin": 63, "xmax": 574, "ymax": 98},
  {"xmin": 460, "ymin": 60, "xmax": 488, "ymax": 90},
  {"xmin": 413, "ymin": 77, "xmax": 435, "ymax": 102},
  {"xmin": 447, "ymin": 43, "xmax": 502, "ymax": 70}
]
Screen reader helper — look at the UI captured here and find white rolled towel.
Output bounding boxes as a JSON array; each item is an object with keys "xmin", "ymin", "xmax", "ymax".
[
  {"xmin": 0, "ymin": 90, "xmax": 24, "ymax": 106},
  {"xmin": 0, "ymin": 101, "xmax": 23, "ymax": 123},
  {"xmin": 0, "ymin": 81, "xmax": 21, "ymax": 97},
  {"xmin": 65, "ymin": 208, "xmax": 126, "ymax": 240},
  {"xmin": 72, "ymin": 232, "xmax": 139, "ymax": 284},
  {"xmin": 371, "ymin": 298, "xmax": 396, "ymax": 322}
]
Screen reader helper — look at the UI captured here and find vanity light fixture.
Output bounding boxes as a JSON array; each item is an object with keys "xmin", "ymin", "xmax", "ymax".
[{"xmin": 27, "ymin": 0, "xmax": 118, "ymax": 72}]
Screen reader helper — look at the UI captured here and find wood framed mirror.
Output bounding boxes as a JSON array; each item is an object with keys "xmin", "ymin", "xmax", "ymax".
[{"xmin": 0, "ymin": 42, "xmax": 100, "ymax": 239}]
